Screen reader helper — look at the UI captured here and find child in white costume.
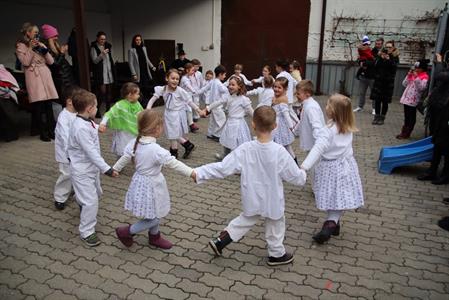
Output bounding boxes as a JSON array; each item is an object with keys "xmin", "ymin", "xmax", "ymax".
[
  {"xmin": 272, "ymin": 77, "xmax": 298, "ymax": 162},
  {"xmin": 246, "ymin": 75, "xmax": 275, "ymax": 108},
  {"xmin": 251, "ymin": 65, "xmax": 272, "ymax": 86},
  {"xmin": 193, "ymin": 106, "xmax": 306, "ymax": 266},
  {"xmin": 197, "ymin": 65, "xmax": 229, "ymax": 141},
  {"xmin": 275, "ymin": 59, "xmax": 298, "ymax": 106},
  {"xmin": 301, "ymin": 94, "xmax": 364, "ymax": 244},
  {"xmin": 204, "ymin": 76, "xmax": 254, "ymax": 159},
  {"xmin": 114, "ymin": 110, "xmax": 195, "ymax": 250},
  {"xmin": 99, "ymin": 82, "xmax": 143, "ymax": 156},
  {"xmin": 295, "ymin": 80, "xmax": 326, "ymax": 152},
  {"xmin": 147, "ymin": 69, "xmax": 204, "ymax": 159},
  {"xmin": 54, "ymin": 86, "xmax": 80, "ymax": 211},
  {"xmin": 67, "ymin": 90, "xmax": 117, "ymax": 247},
  {"xmin": 224, "ymin": 64, "xmax": 252, "ymax": 87},
  {"xmin": 202, "ymin": 70, "xmax": 214, "ymax": 105},
  {"xmin": 180, "ymin": 62, "xmax": 200, "ymax": 132}
]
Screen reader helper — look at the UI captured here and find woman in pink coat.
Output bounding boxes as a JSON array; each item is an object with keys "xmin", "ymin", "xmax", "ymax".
[{"xmin": 16, "ymin": 22, "xmax": 58, "ymax": 141}]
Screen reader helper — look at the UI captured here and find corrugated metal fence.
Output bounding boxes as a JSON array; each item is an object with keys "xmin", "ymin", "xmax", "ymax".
[{"xmin": 305, "ymin": 61, "xmax": 411, "ymax": 98}]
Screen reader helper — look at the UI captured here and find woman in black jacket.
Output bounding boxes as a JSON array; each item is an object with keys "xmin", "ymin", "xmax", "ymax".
[
  {"xmin": 370, "ymin": 41, "xmax": 399, "ymax": 125},
  {"xmin": 417, "ymin": 53, "xmax": 449, "ymax": 185}
]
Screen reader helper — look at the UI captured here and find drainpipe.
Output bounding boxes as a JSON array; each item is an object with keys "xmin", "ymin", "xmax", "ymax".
[{"xmin": 316, "ymin": 0, "xmax": 327, "ymax": 95}]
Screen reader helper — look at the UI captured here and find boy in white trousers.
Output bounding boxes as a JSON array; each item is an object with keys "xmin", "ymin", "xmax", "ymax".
[
  {"xmin": 197, "ymin": 65, "xmax": 229, "ymax": 141},
  {"xmin": 54, "ymin": 86, "xmax": 80, "ymax": 210},
  {"xmin": 67, "ymin": 89, "xmax": 118, "ymax": 247},
  {"xmin": 192, "ymin": 106, "xmax": 307, "ymax": 266}
]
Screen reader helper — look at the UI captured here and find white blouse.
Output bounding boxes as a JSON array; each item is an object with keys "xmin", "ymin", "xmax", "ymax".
[
  {"xmin": 298, "ymin": 97, "xmax": 325, "ymax": 151},
  {"xmin": 207, "ymin": 94, "xmax": 253, "ymax": 118},
  {"xmin": 147, "ymin": 86, "xmax": 199, "ymax": 111}
]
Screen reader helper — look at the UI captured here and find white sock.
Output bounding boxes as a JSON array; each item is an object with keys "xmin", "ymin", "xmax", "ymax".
[{"xmin": 327, "ymin": 210, "xmax": 344, "ymax": 223}]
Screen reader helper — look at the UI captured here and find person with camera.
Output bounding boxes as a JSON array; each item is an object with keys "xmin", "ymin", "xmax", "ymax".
[
  {"xmin": 90, "ymin": 31, "xmax": 115, "ymax": 117},
  {"xmin": 15, "ymin": 22, "xmax": 58, "ymax": 142},
  {"xmin": 370, "ymin": 41, "xmax": 400, "ymax": 125}
]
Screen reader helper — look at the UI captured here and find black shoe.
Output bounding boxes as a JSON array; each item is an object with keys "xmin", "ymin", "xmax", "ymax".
[
  {"xmin": 207, "ymin": 135, "xmax": 220, "ymax": 142},
  {"xmin": 48, "ymin": 131, "xmax": 55, "ymax": 140},
  {"xmin": 377, "ymin": 115, "xmax": 385, "ymax": 125},
  {"xmin": 443, "ymin": 198, "xmax": 449, "ymax": 205},
  {"xmin": 417, "ymin": 173, "xmax": 435, "ymax": 181},
  {"xmin": 313, "ymin": 220, "xmax": 338, "ymax": 244},
  {"xmin": 169, "ymin": 148, "xmax": 178, "ymax": 159},
  {"xmin": 181, "ymin": 141, "xmax": 195, "ymax": 159},
  {"xmin": 54, "ymin": 201, "xmax": 65, "ymax": 210},
  {"xmin": 333, "ymin": 222, "xmax": 340, "ymax": 236},
  {"xmin": 431, "ymin": 176, "xmax": 449, "ymax": 185},
  {"xmin": 372, "ymin": 115, "xmax": 380, "ymax": 125},
  {"xmin": 40, "ymin": 134, "xmax": 51, "ymax": 142},
  {"xmin": 209, "ymin": 231, "xmax": 232, "ymax": 256},
  {"xmin": 267, "ymin": 252, "xmax": 294, "ymax": 266},
  {"xmin": 437, "ymin": 216, "xmax": 449, "ymax": 231}
]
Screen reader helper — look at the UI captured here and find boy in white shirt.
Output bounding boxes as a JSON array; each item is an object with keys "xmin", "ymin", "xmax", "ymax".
[
  {"xmin": 67, "ymin": 89, "xmax": 118, "ymax": 247},
  {"xmin": 197, "ymin": 65, "xmax": 229, "ymax": 141},
  {"xmin": 192, "ymin": 106, "xmax": 307, "ymax": 266},
  {"xmin": 295, "ymin": 80, "xmax": 326, "ymax": 151},
  {"xmin": 54, "ymin": 86, "xmax": 81, "ymax": 210},
  {"xmin": 224, "ymin": 64, "xmax": 252, "ymax": 87},
  {"xmin": 275, "ymin": 59, "xmax": 297, "ymax": 106}
]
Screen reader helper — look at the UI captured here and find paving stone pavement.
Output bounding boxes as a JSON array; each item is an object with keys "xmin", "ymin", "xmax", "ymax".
[{"xmin": 0, "ymin": 96, "xmax": 449, "ymax": 300}]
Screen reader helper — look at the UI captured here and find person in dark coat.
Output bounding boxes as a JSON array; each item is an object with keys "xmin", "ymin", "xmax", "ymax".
[
  {"xmin": 417, "ymin": 53, "xmax": 449, "ymax": 185},
  {"xmin": 370, "ymin": 41, "xmax": 399, "ymax": 125},
  {"xmin": 170, "ymin": 50, "xmax": 190, "ymax": 71}
]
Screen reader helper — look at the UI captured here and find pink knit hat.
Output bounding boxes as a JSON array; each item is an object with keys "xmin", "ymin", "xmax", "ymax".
[{"xmin": 41, "ymin": 24, "xmax": 59, "ymax": 39}]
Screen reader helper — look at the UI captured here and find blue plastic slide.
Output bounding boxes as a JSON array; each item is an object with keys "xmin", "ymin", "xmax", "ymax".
[{"xmin": 378, "ymin": 137, "xmax": 434, "ymax": 174}]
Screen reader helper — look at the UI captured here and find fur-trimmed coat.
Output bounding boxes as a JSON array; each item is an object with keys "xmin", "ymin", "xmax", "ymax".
[{"xmin": 370, "ymin": 48, "xmax": 400, "ymax": 102}]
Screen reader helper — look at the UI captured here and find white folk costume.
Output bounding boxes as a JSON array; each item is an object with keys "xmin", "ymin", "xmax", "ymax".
[
  {"xmin": 297, "ymin": 97, "xmax": 326, "ymax": 151},
  {"xmin": 180, "ymin": 73, "xmax": 203, "ymax": 121},
  {"xmin": 147, "ymin": 86, "xmax": 199, "ymax": 140},
  {"xmin": 101, "ymin": 99, "xmax": 143, "ymax": 156},
  {"xmin": 272, "ymin": 103, "xmax": 295, "ymax": 146},
  {"xmin": 207, "ymin": 94, "xmax": 254, "ymax": 150},
  {"xmin": 67, "ymin": 116, "xmax": 111, "ymax": 238},
  {"xmin": 113, "ymin": 137, "xmax": 193, "ymax": 219},
  {"xmin": 198, "ymin": 78, "xmax": 229, "ymax": 137},
  {"xmin": 276, "ymin": 71, "xmax": 297, "ymax": 105},
  {"xmin": 301, "ymin": 124, "xmax": 364, "ymax": 211},
  {"xmin": 247, "ymin": 87, "xmax": 274, "ymax": 108},
  {"xmin": 195, "ymin": 140, "xmax": 307, "ymax": 257},
  {"xmin": 54, "ymin": 108, "xmax": 76, "ymax": 204}
]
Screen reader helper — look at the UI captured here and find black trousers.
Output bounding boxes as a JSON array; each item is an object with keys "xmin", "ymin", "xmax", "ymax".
[
  {"xmin": 403, "ymin": 105, "xmax": 417, "ymax": 130},
  {"xmin": 429, "ymin": 144, "xmax": 449, "ymax": 177},
  {"xmin": 31, "ymin": 100, "xmax": 55, "ymax": 138},
  {"xmin": 374, "ymin": 98, "xmax": 389, "ymax": 116}
]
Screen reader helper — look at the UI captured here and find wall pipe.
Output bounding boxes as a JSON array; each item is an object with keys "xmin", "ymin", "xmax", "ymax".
[{"xmin": 316, "ymin": 0, "xmax": 327, "ymax": 95}]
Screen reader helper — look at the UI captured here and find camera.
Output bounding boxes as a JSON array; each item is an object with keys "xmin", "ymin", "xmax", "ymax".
[{"xmin": 382, "ymin": 48, "xmax": 388, "ymax": 54}]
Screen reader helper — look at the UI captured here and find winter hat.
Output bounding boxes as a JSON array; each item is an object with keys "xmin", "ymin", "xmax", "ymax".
[
  {"xmin": 41, "ymin": 24, "xmax": 59, "ymax": 39},
  {"xmin": 362, "ymin": 35, "xmax": 371, "ymax": 45}
]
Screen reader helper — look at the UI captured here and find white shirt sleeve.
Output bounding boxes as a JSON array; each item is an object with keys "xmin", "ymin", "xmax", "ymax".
[
  {"xmin": 195, "ymin": 150, "xmax": 241, "ymax": 184},
  {"xmin": 164, "ymin": 157, "xmax": 194, "ymax": 177},
  {"xmin": 246, "ymin": 87, "xmax": 262, "ymax": 97},
  {"xmin": 309, "ymin": 107, "xmax": 325, "ymax": 141},
  {"xmin": 197, "ymin": 80, "xmax": 212, "ymax": 95},
  {"xmin": 253, "ymin": 76, "xmax": 263, "ymax": 84},
  {"xmin": 278, "ymin": 148, "xmax": 307, "ymax": 186},
  {"xmin": 147, "ymin": 86, "xmax": 164, "ymax": 109},
  {"xmin": 281, "ymin": 104, "xmax": 294, "ymax": 129},
  {"xmin": 77, "ymin": 126, "xmax": 111, "ymax": 173},
  {"xmin": 207, "ymin": 96, "xmax": 228, "ymax": 111},
  {"xmin": 243, "ymin": 97, "xmax": 254, "ymax": 117},
  {"xmin": 240, "ymin": 74, "xmax": 253, "ymax": 86},
  {"xmin": 100, "ymin": 116, "xmax": 109, "ymax": 126},
  {"xmin": 300, "ymin": 127, "xmax": 332, "ymax": 170}
]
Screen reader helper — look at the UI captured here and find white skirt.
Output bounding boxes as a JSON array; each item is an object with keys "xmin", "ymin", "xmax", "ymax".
[
  {"xmin": 125, "ymin": 172, "xmax": 170, "ymax": 219},
  {"xmin": 272, "ymin": 117, "xmax": 295, "ymax": 146},
  {"xmin": 111, "ymin": 130, "xmax": 135, "ymax": 156},
  {"xmin": 313, "ymin": 156, "xmax": 364, "ymax": 210},
  {"xmin": 164, "ymin": 109, "xmax": 188, "ymax": 140},
  {"xmin": 220, "ymin": 118, "xmax": 251, "ymax": 150}
]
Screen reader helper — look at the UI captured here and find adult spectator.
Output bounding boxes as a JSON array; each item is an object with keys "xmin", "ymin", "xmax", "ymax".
[
  {"xmin": 372, "ymin": 37, "xmax": 384, "ymax": 57},
  {"xmin": 128, "ymin": 34, "xmax": 156, "ymax": 101},
  {"xmin": 41, "ymin": 24, "xmax": 75, "ymax": 100},
  {"xmin": 90, "ymin": 31, "xmax": 115, "ymax": 117},
  {"xmin": 370, "ymin": 40, "xmax": 399, "ymax": 125},
  {"xmin": 354, "ymin": 36, "xmax": 377, "ymax": 113},
  {"xmin": 417, "ymin": 53, "xmax": 449, "ymax": 185},
  {"xmin": 16, "ymin": 22, "xmax": 58, "ymax": 142},
  {"xmin": 170, "ymin": 50, "xmax": 190, "ymax": 71}
]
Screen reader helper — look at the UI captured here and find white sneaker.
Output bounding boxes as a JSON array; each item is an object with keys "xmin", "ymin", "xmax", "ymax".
[
  {"xmin": 372, "ymin": 109, "xmax": 376, "ymax": 115},
  {"xmin": 353, "ymin": 107, "xmax": 363, "ymax": 112}
]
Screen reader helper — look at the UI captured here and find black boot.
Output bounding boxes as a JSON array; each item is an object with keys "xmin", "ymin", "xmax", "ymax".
[
  {"xmin": 432, "ymin": 176, "xmax": 449, "ymax": 185},
  {"xmin": 377, "ymin": 115, "xmax": 385, "ymax": 125},
  {"xmin": 372, "ymin": 115, "xmax": 380, "ymax": 125},
  {"xmin": 312, "ymin": 220, "xmax": 338, "ymax": 244},
  {"xmin": 209, "ymin": 231, "xmax": 232, "ymax": 256},
  {"xmin": 181, "ymin": 140, "xmax": 195, "ymax": 159},
  {"xmin": 169, "ymin": 148, "xmax": 178, "ymax": 159}
]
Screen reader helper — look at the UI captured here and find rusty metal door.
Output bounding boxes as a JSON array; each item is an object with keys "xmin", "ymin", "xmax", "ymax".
[{"xmin": 221, "ymin": 0, "xmax": 310, "ymax": 79}]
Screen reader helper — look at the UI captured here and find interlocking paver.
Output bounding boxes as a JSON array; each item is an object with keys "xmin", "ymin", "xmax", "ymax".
[{"xmin": 1, "ymin": 96, "xmax": 448, "ymax": 299}]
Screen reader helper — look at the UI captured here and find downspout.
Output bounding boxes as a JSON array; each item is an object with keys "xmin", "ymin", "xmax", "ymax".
[{"xmin": 316, "ymin": 0, "xmax": 327, "ymax": 95}]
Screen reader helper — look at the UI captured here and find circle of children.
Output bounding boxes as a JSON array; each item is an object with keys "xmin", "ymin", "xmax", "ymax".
[{"xmin": 55, "ymin": 56, "xmax": 364, "ymax": 267}]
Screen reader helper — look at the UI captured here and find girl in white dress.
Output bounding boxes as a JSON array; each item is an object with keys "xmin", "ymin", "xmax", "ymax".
[
  {"xmin": 272, "ymin": 77, "xmax": 298, "ymax": 162},
  {"xmin": 180, "ymin": 63, "xmax": 200, "ymax": 132},
  {"xmin": 147, "ymin": 69, "xmax": 204, "ymax": 159},
  {"xmin": 251, "ymin": 65, "xmax": 272, "ymax": 86},
  {"xmin": 300, "ymin": 94, "xmax": 364, "ymax": 244},
  {"xmin": 204, "ymin": 76, "xmax": 254, "ymax": 160},
  {"xmin": 114, "ymin": 110, "xmax": 195, "ymax": 249},
  {"xmin": 246, "ymin": 75, "xmax": 274, "ymax": 108}
]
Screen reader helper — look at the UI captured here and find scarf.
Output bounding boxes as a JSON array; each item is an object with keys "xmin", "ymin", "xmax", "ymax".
[{"xmin": 105, "ymin": 99, "xmax": 143, "ymax": 135}]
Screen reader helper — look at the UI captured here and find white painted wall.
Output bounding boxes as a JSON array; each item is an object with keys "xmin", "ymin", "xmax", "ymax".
[
  {"xmin": 307, "ymin": 0, "xmax": 447, "ymax": 64},
  {"xmin": 109, "ymin": 0, "xmax": 221, "ymax": 73},
  {"xmin": 0, "ymin": 0, "xmax": 112, "ymax": 69}
]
